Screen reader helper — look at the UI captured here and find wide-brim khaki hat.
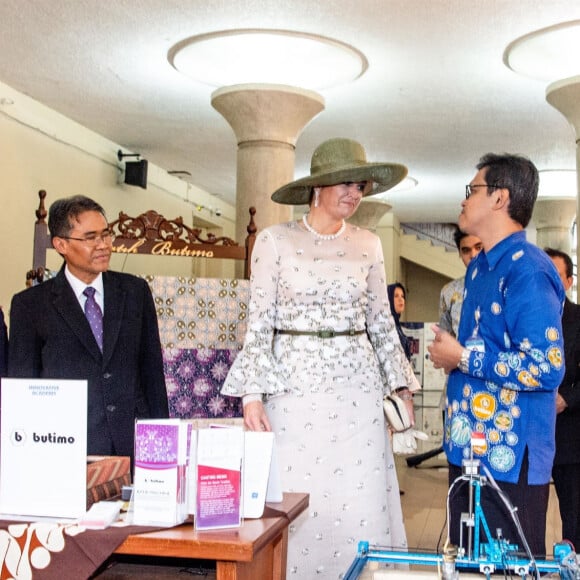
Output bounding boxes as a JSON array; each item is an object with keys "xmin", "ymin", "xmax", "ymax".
[{"xmin": 271, "ymin": 138, "xmax": 408, "ymax": 205}]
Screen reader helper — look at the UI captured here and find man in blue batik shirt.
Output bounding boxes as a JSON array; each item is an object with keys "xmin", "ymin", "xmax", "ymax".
[{"xmin": 428, "ymin": 153, "xmax": 565, "ymax": 557}]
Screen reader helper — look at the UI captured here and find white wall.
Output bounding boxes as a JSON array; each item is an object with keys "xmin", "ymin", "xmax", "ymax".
[
  {"xmin": 0, "ymin": 81, "xmax": 238, "ymax": 317},
  {"xmin": 0, "ymin": 79, "xmax": 458, "ymax": 329},
  {"xmin": 401, "ymin": 259, "xmax": 451, "ymax": 323}
]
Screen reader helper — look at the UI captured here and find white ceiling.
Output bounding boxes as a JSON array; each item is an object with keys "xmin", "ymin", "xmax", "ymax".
[{"xmin": 0, "ymin": 0, "xmax": 578, "ymax": 223}]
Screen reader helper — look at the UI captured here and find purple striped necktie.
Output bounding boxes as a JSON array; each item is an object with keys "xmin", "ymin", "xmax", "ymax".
[{"xmin": 83, "ymin": 287, "xmax": 103, "ymax": 351}]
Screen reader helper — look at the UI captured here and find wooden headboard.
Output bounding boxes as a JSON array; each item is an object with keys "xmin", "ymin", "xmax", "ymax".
[{"xmin": 27, "ymin": 190, "xmax": 257, "ymax": 285}]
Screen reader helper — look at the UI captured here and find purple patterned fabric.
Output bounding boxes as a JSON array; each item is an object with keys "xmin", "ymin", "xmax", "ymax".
[
  {"xmin": 143, "ymin": 277, "xmax": 249, "ymax": 420},
  {"xmin": 147, "ymin": 276, "xmax": 250, "ymax": 350},
  {"xmin": 163, "ymin": 348, "xmax": 243, "ymax": 419}
]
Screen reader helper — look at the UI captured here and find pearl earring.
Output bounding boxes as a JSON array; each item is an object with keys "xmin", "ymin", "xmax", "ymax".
[{"xmin": 314, "ymin": 189, "xmax": 320, "ymax": 208}]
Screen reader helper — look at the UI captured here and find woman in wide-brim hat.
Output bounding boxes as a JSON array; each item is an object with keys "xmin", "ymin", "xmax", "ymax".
[
  {"xmin": 221, "ymin": 138, "xmax": 420, "ymax": 579},
  {"xmin": 272, "ymin": 137, "xmax": 408, "ymax": 204},
  {"xmin": 272, "ymin": 137, "xmax": 407, "ymax": 241}
]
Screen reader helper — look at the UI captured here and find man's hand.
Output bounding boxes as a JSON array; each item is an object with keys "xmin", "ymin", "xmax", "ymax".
[
  {"xmin": 427, "ymin": 324, "xmax": 465, "ymax": 374},
  {"xmin": 243, "ymin": 400, "xmax": 272, "ymax": 432},
  {"xmin": 555, "ymin": 392, "xmax": 568, "ymax": 414}
]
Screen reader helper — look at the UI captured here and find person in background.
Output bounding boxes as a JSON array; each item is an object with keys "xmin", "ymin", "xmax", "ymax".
[
  {"xmin": 405, "ymin": 228, "xmax": 483, "ymax": 469},
  {"xmin": 387, "ymin": 282, "xmax": 412, "ymax": 361},
  {"xmin": 544, "ymin": 247, "xmax": 580, "ymax": 551},
  {"xmin": 222, "ymin": 138, "xmax": 420, "ymax": 578},
  {"xmin": 386, "ymin": 281, "xmax": 424, "ymax": 464},
  {"xmin": 437, "ymin": 228, "xmax": 483, "ymax": 409},
  {"xmin": 438, "ymin": 227, "xmax": 483, "ymax": 337},
  {"xmin": 428, "ymin": 153, "xmax": 564, "ymax": 557},
  {"xmin": 8, "ymin": 195, "xmax": 168, "ymax": 458}
]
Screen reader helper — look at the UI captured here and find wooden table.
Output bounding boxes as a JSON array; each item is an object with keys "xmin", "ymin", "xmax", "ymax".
[{"xmin": 113, "ymin": 492, "xmax": 309, "ymax": 580}]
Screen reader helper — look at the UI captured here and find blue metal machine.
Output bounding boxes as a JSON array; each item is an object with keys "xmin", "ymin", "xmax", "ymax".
[
  {"xmin": 344, "ymin": 458, "xmax": 580, "ymax": 579},
  {"xmin": 343, "ymin": 540, "xmax": 578, "ymax": 579}
]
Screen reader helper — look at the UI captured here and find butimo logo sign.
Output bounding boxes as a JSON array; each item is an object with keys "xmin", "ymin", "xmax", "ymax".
[
  {"xmin": 9, "ymin": 429, "xmax": 75, "ymax": 445},
  {"xmin": 33, "ymin": 432, "xmax": 76, "ymax": 444},
  {"xmin": 10, "ymin": 429, "xmax": 26, "ymax": 446}
]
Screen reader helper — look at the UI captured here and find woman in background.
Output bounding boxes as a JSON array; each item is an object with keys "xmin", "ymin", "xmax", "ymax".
[
  {"xmin": 387, "ymin": 282, "xmax": 412, "ymax": 362},
  {"xmin": 222, "ymin": 138, "xmax": 420, "ymax": 579}
]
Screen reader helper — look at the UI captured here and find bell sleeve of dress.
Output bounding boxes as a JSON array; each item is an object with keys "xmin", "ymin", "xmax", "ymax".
[
  {"xmin": 221, "ymin": 229, "xmax": 288, "ymax": 398},
  {"xmin": 366, "ymin": 238, "xmax": 421, "ymax": 394}
]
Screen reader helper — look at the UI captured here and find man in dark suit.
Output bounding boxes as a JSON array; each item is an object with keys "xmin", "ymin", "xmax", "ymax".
[
  {"xmin": 0, "ymin": 307, "xmax": 7, "ymax": 377},
  {"xmin": 545, "ymin": 247, "xmax": 580, "ymax": 550},
  {"xmin": 8, "ymin": 195, "xmax": 168, "ymax": 458}
]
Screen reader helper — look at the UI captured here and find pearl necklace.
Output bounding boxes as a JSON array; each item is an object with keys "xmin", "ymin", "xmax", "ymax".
[{"xmin": 302, "ymin": 213, "xmax": 346, "ymax": 240}]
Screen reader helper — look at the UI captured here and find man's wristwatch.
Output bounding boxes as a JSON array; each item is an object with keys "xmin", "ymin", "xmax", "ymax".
[{"xmin": 457, "ymin": 348, "xmax": 470, "ymax": 374}]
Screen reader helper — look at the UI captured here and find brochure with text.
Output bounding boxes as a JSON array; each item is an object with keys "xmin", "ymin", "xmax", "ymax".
[
  {"xmin": 195, "ymin": 428, "xmax": 243, "ymax": 530},
  {"xmin": 132, "ymin": 419, "xmax": 189, "ymax": 526}
]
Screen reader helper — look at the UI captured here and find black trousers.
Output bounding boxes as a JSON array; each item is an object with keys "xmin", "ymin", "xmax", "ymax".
[
  {"xmin": 552, "ymin": 462, "xmax": 580, "ymax": 551},
  {"xmin": 448, "ymin": 451, "xmax": 549, "ymax": 558}
]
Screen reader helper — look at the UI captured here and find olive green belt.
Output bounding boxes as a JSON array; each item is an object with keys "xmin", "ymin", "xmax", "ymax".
[{"xmin": 274, "ymin": 328, "xmax": 366, "ymax": 339}]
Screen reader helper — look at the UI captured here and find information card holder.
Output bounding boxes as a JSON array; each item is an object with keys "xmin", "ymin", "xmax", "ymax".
[
  {"xmin": 186, "ymin": 427, "xmax": 278, "ymax": 520},
  {"xmin": 0, "ymin": 378, "xmax": 88, "ymax": 520},
  {"xmin": 132, "ymin": 418, "xmax": 190, "ymax": 527},
  {"xmin": 243, "ymin": 431, "xmax": 276, "ymax": 518}
]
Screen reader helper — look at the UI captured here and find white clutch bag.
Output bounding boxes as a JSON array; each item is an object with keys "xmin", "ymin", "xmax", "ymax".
[
  {"xmin": 383, "ymin": 394, "xmax": 412, "ymax": 432},
  {"xmin": 392, "ymin": 429, "xmax": 429, "ymax": 454}
]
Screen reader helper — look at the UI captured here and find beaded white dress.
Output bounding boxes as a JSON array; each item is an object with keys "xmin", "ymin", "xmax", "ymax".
[{"xmin": 221, "ymin": 220, "xmax": 419, "ymax": 579}]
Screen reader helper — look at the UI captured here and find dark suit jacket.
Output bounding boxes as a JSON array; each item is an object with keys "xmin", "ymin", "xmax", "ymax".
[
  {"xmin": 0, "ymin": 308, "xmax": 7, "ymax": 377},
  {"xmin": 554, "ymin": 298, "xmax": 580, "ymax": 465},
  {"xmin": 8, "ymin": 268, "xmax": 168, "ymax": 457}
]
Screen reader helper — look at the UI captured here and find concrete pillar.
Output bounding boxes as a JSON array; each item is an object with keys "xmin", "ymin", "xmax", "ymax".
[
  {"xmin": 347, "ymin": 199, "xmax": 392, "ymax": 232},
  {"xmin": 211, "ymin": 84, "xmax": 325, "ymax": 248},
  {"xmin": 546, "ymin": 77, "xmax": 580, "ymax": 263},
  {"xmin": 376, "ymin": 212, "xmax": 401, "ymax": 284},
  {"xmin": 347, "ymin": 199, "xmax": 396, "ymax": 282},
  {"xmin": 532, "ymin": 198, "xmax": 576, "ymax": 254}
]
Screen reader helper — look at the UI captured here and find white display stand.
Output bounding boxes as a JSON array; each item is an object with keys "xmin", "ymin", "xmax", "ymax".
[{"xmin": 0, "ymin": 378, "xmax": 88, "ymax": 519}]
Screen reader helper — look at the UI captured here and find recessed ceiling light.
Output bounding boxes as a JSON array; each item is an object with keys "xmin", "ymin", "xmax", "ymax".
[
  {"xmin": 504, "ymin": 20, "xmax": 580, "ymax": 83},
  {"xmin": 168, "ymin": 29, "xmax": 367, "ymax": 90},
  {"xmin": 374, "ymin": 176, "xmax": 418, "ymax": 200}
]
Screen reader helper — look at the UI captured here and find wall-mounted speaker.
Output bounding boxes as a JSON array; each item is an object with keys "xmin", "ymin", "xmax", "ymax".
[{"xmin": 124, "ymin": 159, "xmax": 148, "ymax": 189}]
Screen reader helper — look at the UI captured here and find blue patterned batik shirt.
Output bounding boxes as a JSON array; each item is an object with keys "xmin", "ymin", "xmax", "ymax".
[{"xmin": 444, "ymin": 231, "xmax": 565, "ymax": 484}]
